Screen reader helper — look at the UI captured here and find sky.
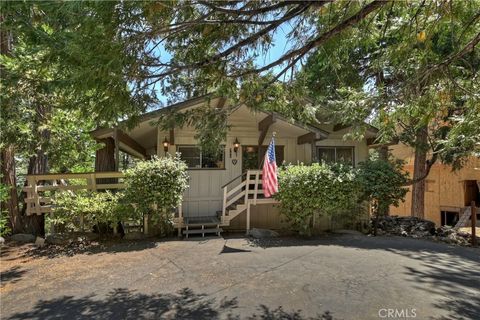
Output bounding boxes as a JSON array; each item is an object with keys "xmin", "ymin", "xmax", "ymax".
[{"xmin": 154, "ymin": 24, "xmax": 292, "ymax": 106}]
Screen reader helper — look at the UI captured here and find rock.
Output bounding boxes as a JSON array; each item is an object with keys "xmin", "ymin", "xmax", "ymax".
[
  {"xmin": 249, "ymin": 228, "xmax": 279, "ymax": 239},
  {"xmin": 123, "ymin": 231, "xmax": 145, "ymax": 240},
  {"xmin": 10, "ymin": 233, "xmax": 36, "ymax": 243},
  {"xmin": 46, "ymin": 234, "xmax": 73, "ymax": 245},
  {"xmin": 76, "ymin": 232, "xmax": 99, "ymax": 242},
  {"xmin": 35, "ymin": 236, "xmax": 46, "ymax": 247},
  {"xmin": 371, "ymin": 216, "xmax": 476, "ymax": 246},
  {"xmin": 0, "ymin": 236, "xmax": 4, "ymax": 245}
]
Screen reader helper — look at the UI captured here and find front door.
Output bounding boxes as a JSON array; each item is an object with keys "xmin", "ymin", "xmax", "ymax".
[{"xmin": 242, "ymin": 145, "xmax": 284, "ymax": 171}]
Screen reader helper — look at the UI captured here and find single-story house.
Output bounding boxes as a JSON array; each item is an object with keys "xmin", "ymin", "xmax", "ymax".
[{"xmin": 90, "ymin": 95, "xmax": 377, "ymax": 236}]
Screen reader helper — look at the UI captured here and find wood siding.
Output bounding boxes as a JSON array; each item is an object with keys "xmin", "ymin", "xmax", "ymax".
[
  {"xmin": 390, "ymin": 144, "xmax": 480, "ymax": 225},
  {"xmin": 157, "ymin": 105, "xmax": 313, "ymax": 218}
]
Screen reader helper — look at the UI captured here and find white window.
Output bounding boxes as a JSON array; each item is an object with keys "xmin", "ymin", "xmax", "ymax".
[
  {"xmin": 317, "ymin": 146, "xmax": 355, "ymax": 166},
  {"xmin": 177, "ymin": 145, "xmax": 225, "ymax": 169}
]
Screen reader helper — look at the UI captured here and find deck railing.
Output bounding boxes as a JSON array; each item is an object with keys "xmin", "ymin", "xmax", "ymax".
[{"xmin": 23, "ymin": 172, "xmax": 125, "ymax": 216}]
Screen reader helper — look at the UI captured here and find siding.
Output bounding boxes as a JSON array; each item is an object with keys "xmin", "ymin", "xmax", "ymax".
[
  {"xmin": 156, "ymin": 105, "xmax": 314, "ymax": 218},
  {"xmin": 389, "ymin": 144, "xmax": 480, "ymax": 225}
]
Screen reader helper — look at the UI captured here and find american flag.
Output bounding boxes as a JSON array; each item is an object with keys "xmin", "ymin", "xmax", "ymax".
[{"xmin": 262, "ymin": 136, "xmax": 278, "ymax": 198}]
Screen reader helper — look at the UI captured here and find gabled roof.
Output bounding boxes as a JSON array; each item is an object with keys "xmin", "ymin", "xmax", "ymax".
[{"xmin": 92, "ymin": 94, "xmax": 329, "ymax": 139}]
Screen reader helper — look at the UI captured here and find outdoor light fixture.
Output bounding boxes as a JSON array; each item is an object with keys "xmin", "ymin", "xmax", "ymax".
[
  {"xmin": 163, "ymin": 137, "xmax": 169, "ymax": 153},
  {"xmin": 233, "ymin": 137, "xmax": 240, "ymax": 156}
]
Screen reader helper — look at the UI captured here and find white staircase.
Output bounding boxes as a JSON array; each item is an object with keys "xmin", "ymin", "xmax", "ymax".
[
  {"xmin": 175, "ymin": 170, "xmax": 278, "ymax": 237},
  {"xmin": 219, "ymin": 170, "xmax": 278, "ymax": 229}
]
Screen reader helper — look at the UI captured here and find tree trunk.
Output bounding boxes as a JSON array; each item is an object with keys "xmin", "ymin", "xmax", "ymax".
[
  {"xmin": 1, "ymin": 146, "xmax": 23, "ymax": 233},
  {"xmin": 24, "ymin": 106, "xmax": 50, "ymax": 236},
  {"xmin": 95, "ymin": 137, "xmax": 117, "ymax": 185},
  {"xmin": 0, "ymin": 14, "xmax": 23, "ymax": 234},
  {"xmin": 411, "ymin": 126, "xmax": 428, "ymax": 219},
  {"xmin": 95, "ymin": 138, "xmax": 116, "ymax": 172},
  {"xmin": 377, "ymin": 146, "xmax": 390, "ymax": 217}
]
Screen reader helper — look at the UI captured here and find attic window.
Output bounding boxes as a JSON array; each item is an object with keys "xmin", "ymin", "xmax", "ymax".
[{"xmin": 177, "ymin": 145, "xmax": 225, "ymax": 169}]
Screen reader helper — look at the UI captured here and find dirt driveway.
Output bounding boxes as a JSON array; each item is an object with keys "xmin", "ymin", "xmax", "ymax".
[{"xmin": 1, "ymin": 234, "xmax": 479, "ymax": 319}]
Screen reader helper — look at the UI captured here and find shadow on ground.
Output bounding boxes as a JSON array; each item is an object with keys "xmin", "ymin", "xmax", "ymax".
[
  {"xmin": 402, "ymin": 250, "xmax": 480, "ymax": 320},
  {"xmin": 0, "ymin": 266, "xmax": 27, "ymax": 287},
  {"xmin": 1, "ymin": 239, "xmax": 164, "ymax": 260},
  {"xmin": 6, "ymin": 288, "xmax": 334, "ymax": 320},
  {"xmin": 248, "ymin": 234, "xmax": 480, "ymax": 320},
  {"xmin": 247, "ymin": 234, "xmax": 480, "ymax": 262}
]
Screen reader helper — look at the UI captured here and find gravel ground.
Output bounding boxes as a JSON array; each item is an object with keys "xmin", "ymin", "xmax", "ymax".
[{"xmin": 1, "ymin": 233, "xmax": 479, "ymax": 319}]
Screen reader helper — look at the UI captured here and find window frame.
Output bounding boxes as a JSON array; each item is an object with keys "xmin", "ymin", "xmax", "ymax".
[
  {"xmin": 317, "ymin": 146, "xmax": 355, "ymax": 166},
  {"xmin": 176, "ymin": 145, "xmax": 226, "ymax": 170}
]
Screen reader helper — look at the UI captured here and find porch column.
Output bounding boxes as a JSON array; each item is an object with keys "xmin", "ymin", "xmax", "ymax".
[
  {"xmin": 114, "ymin": 128, "xmax": 120, "ymax": 171},
  {"xmin": 311, "ymin": 137, "xmax": 317, "ymax": 163}
]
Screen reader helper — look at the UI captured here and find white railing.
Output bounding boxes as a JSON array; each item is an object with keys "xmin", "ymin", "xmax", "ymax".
[
  {"xmin": 23, "ymin": 172, "xmax": 125, "ymax": 216},
  {"xmin": 22, "ymin": 172, "xmax": 183, "ymax": 220},
  {"xmin": 221, "ymin": 170, "xmax": 263, "ymax": 221}
]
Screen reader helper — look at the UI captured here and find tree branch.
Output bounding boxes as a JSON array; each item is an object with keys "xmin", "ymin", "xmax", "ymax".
[
  {"xmin": 196, "ymin": 0, "xmax": 308, "ymax": 16},
  {"xmin": 242, "ymin": 0, "xmax": 389, "ymax": 76}
]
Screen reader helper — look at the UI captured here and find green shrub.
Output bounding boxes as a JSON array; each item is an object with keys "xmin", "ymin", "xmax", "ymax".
[
  {"xmin": 357, "ymin": 156, "xmax": 409, "ymax": 234},
  {"xmin": 275, "ymin": 162, "xmax": 361, "ymax": 236},
  {"xmin": 122, "ymin": 155, "xmax": 189, "ymax": 234},
  {"xmin": 52, "ymin": 191, "xmax": 125, "ymax": 233},
  {"xmin": 357, "ymin": 158, "xmax": 409, "ymax": 213}
]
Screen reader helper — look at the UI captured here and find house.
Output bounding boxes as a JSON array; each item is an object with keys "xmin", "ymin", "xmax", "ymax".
[
  {"xmin": 389, "ymin": 143, "xmax": 480, "ymax": 227},
  {"xmin": 25, "ymin": 95, "xmax": 377, "ymax": 237}
]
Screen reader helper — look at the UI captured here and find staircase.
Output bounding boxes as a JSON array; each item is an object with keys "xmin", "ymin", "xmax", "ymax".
[
  {"xmin": 176, "ymin": 170, "xmax": 278, "ymax": 237},
  {"xmin": 454, "ymin": 207, "xmax": 472, "ymax": 229},
  {"xmin": 220, "ymin": 170, "xmax": 262, "ymax": 226},
  {"xmin": 219, "ymin": 170, "xmax": 278, "ymax": 230},
  {"xmin": 183, "ymin": 216, "xmax": 223, "ymax": 238}
]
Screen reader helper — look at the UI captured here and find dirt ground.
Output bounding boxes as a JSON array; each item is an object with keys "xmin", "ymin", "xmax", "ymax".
[{"xmin": 1, "ymin": 233, "xmax": 479, "ymax": 319}]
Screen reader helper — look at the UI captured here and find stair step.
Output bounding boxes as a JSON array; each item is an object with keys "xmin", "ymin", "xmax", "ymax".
[
  {"xmin": 184, "ymin": 216, "xmax": 220, "ymax": 226},
  {"xmin": 183, "ymin": 228, "xmax": 223, "ymax": 237}
]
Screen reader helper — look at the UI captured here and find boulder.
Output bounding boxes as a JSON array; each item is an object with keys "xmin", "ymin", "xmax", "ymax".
[
  {"xmin": 76, "ymin": 232, "xmax": 99, "ymax": 242},
  {"xmin": 46, "ymin": 234, "xmax": 73, "ymax": 245},
  {"xmin": 123, "ymin": 231, "xmax": 145, "ymax": 240},
  {"xmin": 249, "ymin": 228, "xmax": 279, "ymax": 239},
  {"xmin": 0, "ymin": 236, "xmax": 4, "ymax": 245},
  {"xmin": 10, "ymin": 233, "xmax": 36, "ymax": 243},
  {"xmin": 35, "ymin": 236, "xmax": 46, "ymax": 247}
]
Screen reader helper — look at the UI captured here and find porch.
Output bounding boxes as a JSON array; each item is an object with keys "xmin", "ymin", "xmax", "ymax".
[{"xmin": 22, "ymin": 170, "xmax": 275, "ymax": 237}]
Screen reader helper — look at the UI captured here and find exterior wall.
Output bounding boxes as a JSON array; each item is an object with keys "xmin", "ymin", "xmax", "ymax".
[
  {"xmin": 157, "ymin": 106, "xmax": 313, "ymax": 218},
  {"xmin": 227, "ymin": 204, "xmax": 289, "ymax": 231},
  {"xmin": 226, "ymin": 204, "xmax": 334, "ymax": 232},
  {"xmin": 389, "ymin": 144, "xmax": 480, "ymax": 225}
]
